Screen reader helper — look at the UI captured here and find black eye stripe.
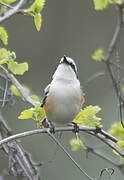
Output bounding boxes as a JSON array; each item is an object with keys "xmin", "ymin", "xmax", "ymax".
[
  {"xmin": 61, "ymin": 61, "xmax": 78, "ymax": 78},
  {"xmin": 70, "ymin": 62, "xmax": 77, "ymax": 73},
  {"xmin": 59, "ymin": 56, "xmax": 78, "ymax": 78}
]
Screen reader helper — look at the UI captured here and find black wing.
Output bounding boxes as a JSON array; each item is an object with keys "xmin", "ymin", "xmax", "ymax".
[{"xmin": 41, "ymin": 84, "xmax": 50, "ymax": 107}]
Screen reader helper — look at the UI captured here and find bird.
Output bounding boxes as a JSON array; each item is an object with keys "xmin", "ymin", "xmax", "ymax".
[{"xmin": 41, "ymin": 55, "xmax": 85, "ymax": 125}]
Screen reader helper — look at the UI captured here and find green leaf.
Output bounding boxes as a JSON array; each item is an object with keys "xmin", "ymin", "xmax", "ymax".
[
  {"xmin": 10, "ymin": 85, "xmax": 22, "ymax": 97},
  {"xmin": 0, "ymin": 5, "xmax": 7, "ymax": 14},
  {"xmin": 91, "ymin": 48, "xmax": 104, "ymax": 61},
  {"xmin": 0, "ymin": 48, "xmax": 11, "ymax": 60},
  {"xmin": 34, "ymin": 13, "xmax": 42, "ymax": 31},
  {"xmin": 0, "ymin": 27, "xmax": 8, "ymax": 45},
  {"xmin": 92, "ymin": 0, "xmax": 111, "ymax": 10},
  {"xmin": 30, "ymin": 0, "xmax": 45, "ymax": 13},
  {"xmin": 10, "ymin": 84, "xmax": 30, "ymax": 100},
  {"xmin": 32, "ymin": 103, "xmax": 45, "ymax": 120},
  {"xmin": 69, "ymin": 138, "xmax": 86, "ymax": 151},
  {"xmin": 8, "ymin": 60, "xmax": 28, "ymax": 75},
  {"xmin": 1, "ymin": 0, "xmax": 17, "ymax": 4},
  {"xmin": 0, "ymin": 48, "xmax": 16, "ymax": 64},
  {"xmin": 0, "ymin": 48, "xmax": 12, "ymax": 64},
  {"xmin": 24, "ymin": 0, "xmax": 46, "ymax": 15},
  {"xmin": 108, "ymin": 122, "xmax": 124, "ymax": 140},
  {"xmin": 30, "ymin": 95, "xmax": 40, "ymax": 102},
  {"xmin": 18, "ymin": 104, "xmax": 45, "ymax": 121},
  {"xmin": 18, "ymin": 108, "xmax": 34, "ymax": 119},
  {"xmin": 73, "ymin": 105, "xmax": 102, "ymax": 128}
]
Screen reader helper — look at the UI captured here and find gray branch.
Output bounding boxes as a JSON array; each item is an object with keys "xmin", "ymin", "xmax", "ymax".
[
  {"xmin": 0, "ymin": 0, "xmax": 26, "ymax": 23},
  {"xmin": 1, "ymin": 65, "xmax": 36, "ymax": 106},
  {"xmin": 0, "ymin": 112, "xmax": 40, "ymax": 180},
  {"xmin": 104, "ymin": 5, "xmax": 123, "ymax": 62},
  {"xmin": 0, "ymin": 125, "xmax": 124, "ymax": 158}
]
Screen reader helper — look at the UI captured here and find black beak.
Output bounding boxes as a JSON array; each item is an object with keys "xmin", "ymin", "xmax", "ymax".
[{"xmin": 62, "ymin": 55, "xmax": 69, "ymax": 64}]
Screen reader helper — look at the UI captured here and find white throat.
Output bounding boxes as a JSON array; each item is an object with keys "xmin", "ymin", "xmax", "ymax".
[{"xmin": 53, "ymin": 63, "xmax": 77, "ymax": 81}]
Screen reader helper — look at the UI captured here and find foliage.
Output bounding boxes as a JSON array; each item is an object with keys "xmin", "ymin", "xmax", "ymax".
[
  {"xmin": 18, "ymin": 103, "xmax": 45, "ymax": 127},
  {"xmin": 0, "ymin": 0, "xmax": 16, "ymax": 4},
  {"xmin": 0, "ymin": 27, "xmax": 8, "ymax": 45},
  {"xmin": 34, "ymin": 13, "xmax": 42, "ymax": 31},
  {"xmin": 108, "ymin": 122, "xmax": 124, "ymax": 140},
  {"xmin": 24, "ymin": 0, "xmax": 46, "ymax": 31},
  {"xmin": 10, "ymin": 85, "xmax": 22, "ymax": 98},
  {"xmin": 8, "ymin": 60, "xmax": 28, "ymax": 75},
  {"xmin": 10, "ymin": 84, "xmax": 31, "ymax": 99},
  {"xmin": 92, "ymin": 0, "xmax": 111, "ymax": 10},
  {"xmin": 92, "ymin": 0, "xmax": 124, "ymax": 10},
  {"xmin": 91, "ymin": 48, "xmax": 104, "ymax": 61},
  {"xmin": 73, "ymin": 105, "xmax": 102, "ymax": 128},
  {"xmin": 0, "ymin": 48, "xmax": 28, "ymax": 75},
  {"xmin": 69, "ymin": 137, "xmax": 86, "ymax": 151}
]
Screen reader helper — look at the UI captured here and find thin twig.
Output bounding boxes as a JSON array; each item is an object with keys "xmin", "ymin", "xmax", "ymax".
[
  {"xmin": 0, "ymin": 65, "xmax": 36, "ymax": 106},
  {"xmin": 0, "ymin": 125, "xmax": 123, "ymax": 158},
  {"xmin": 0, "ymin": 0, "xmax": 25, "ymax": 23},
  {"xmin": 105, "ymin": 5, "xmax": 123, "ymax": 62},
  {"xmin": 86, "ymin": 145, "xmax": 124, "ymax": 176},
  {"xmin": 84, "ymin": 72, "xmax": 105, "ymax": 85},
  {"xmin": 100, "ymin": 129, "xmax": 118, "ymax": 142},
  {"xmin": 103, "ymin": 4, "xmax": 124, "ymax": 97},
  {"xmin": 1, "ymin": 79, "xmax": 8, "ymax": 108},
  {"xmin": 47, "ymin": 130, "xmax": 94, "ymax": 180},
  {"xmin": 103, "ymin": 4, "xmax": 124, "ymax": 127},
  {"xmin": 86, "ymin": 146, "xmax": 118, "ymax": 166},
  {"xmin": 0, "ymin": 1, "xmax": 13, "ymax": 9},
  {"xmin": 0, "ymin": 126, "xmax": 96, "ymax": 146},
  {"xmin": 0, "ymin": 112, "xmax": 40, "ymax": 180},
  {"xmin": 87, "ymin": 131, "xmax": 124, "ymax": 157},
  {"xmin": 110, "ymin": 60, "xmax": 124, "ymax": 71}
]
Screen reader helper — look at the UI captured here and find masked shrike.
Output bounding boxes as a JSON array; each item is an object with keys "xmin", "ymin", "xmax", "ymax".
[{"xmin": 41, "ymin": 55, "xmax": 85, "ymax": 125}]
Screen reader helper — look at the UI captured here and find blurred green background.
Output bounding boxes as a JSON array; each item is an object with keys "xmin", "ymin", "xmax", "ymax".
[{"xmin": 0, "ymin": 0, "xmax": 124, "ymax": 179}]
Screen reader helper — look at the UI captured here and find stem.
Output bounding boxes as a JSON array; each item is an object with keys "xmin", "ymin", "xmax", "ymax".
[
  {"xmin": 0, "ymin": 0, "xmax": 25, "ymax": 23},
  {"xmin": 105, "ymin": 5, "xmax": 123, "ymax": 62},
  {"xmin": 0, "ymin": 125, "xmax": 124, "ymax": 158},
  {"xmin": 0, "ymin": 65, "xmax": 36, "ymax": 106},
  {"xmin": 47, "ymin": 130, "xmax": 94, "ymax": 180}
]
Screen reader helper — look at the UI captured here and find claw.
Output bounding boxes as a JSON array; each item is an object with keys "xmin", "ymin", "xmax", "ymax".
[
  {"xmin": 49, "ymin": 125, "xmax": 55, "ymax": 134},
  {"xmin": 71, "ymin": 122, "xmax": 79, "ymax": 133}
]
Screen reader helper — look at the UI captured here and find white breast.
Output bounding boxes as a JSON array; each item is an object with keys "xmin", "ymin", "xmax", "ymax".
[{"xmin": 48, "ymin": 79, "xmax": 82, "ymax": 124}]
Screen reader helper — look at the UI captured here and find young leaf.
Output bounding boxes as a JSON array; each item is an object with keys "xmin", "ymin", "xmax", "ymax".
[
  {"xmin": 32, "ymin": 104, "xmax": 45, "ymax": 120},
  {"xmin": 73, "ymin": 105, "xmax": 102, "ymax": 128},
  {"xmin": 0, "ymin": 48, "xmax": 12, "ymax": 65},
  {"xmin": 8, "ymin": 60, "xmax": 28, "ymax": 75},
  {"xmin": 1, "ymin": 0, "xmax": 17, "ymax": 4},
  {"xmin": 0, "ymin": 48, "xmax": 11, "ymax": 59},
  {"xmin": 0, "ymin": 5, "xmax": 7, "ymax": 14},
  {"xmin": 30, "ymin": 95, "xmax": 40, "ymax": 102},
  {"xmin": 18, "ymin": 104, "xmax": 45, "ymax": 121},
  {"xmin": 92, "ymin": 0, "xmax": 110, "ymax": 10},
  {"xmin": 34, "ymin": 13, "xmax": 42, "ymax": 31},
  {"xmin": 30, "ymin": 0, "xmax": 46, "ymax": 13},
  {"xmin": 108, "ymin": 122, "xmax": 124, "ymax": 140},
  {"xmin": 18, "ymin": 108, "xmax": 34, "ymax": 119},
  {"xmin": 91, "ymin": 48, "xmax": 104, "ymax": 61},
  {"xmin": 69, "ymin": 138, "xmax": 86, "ymax": 151},
  {"xmin": 0, "ymin": 27, "xmax": 8, "ymax": 45},
  {"xmin": 24, "ymin": 0, "xmax": 46, "ymax": 15},
  {"xmin": 10, "ymin": 84, "xmax": 30, "ymax": 100},
  {"xmin": 10, "ymin": 85, "xmax": 22, "ymax": 97}
]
